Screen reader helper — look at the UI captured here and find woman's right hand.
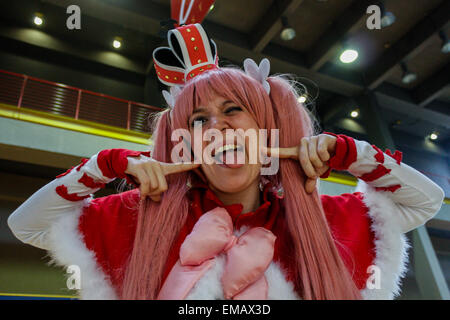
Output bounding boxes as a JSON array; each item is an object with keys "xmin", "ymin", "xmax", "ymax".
[{"xmin": 125, "ymin": 155, "xmax": 200, "ymax": 202}]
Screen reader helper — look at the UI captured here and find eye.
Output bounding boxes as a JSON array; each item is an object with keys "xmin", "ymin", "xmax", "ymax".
[
  {"xmin": 224, "ymin": 106, "xmax": 242, "ymax": 114},
  {"xmin": 190, "ymin": 117, "xmax": 208, "ymax": 128}
]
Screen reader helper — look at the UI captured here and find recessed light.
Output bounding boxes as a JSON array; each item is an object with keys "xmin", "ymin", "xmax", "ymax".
[
  {"xmin": 430, "ymin": 132, "xmax": 438, "ymax": 140},
  {"xmin": 439, "ymin": 30, "xmax": 450, "ymax": 54},
  {"xmin": 402, "ymin": 73, "xmax": 417, "ymax": 84},
  {"xmin": 381, "ymin": 11, "xmax": 396, "ymax": 28},
  {"xmin": 280, "ymin": 16, "xmax": 296, "ymax": 41},
  {"xmin": 298, "ymin": 95, "xmax": 307, "ymax": 103},
  {"xmin": 113, "ymin": 38, "xmax": 122, "ymax": 49},
  {"xmin": 350, "ymin": 110, "xmax": 359, "ymax": 118},
  {"xmin": 339, "ymin": 49, "xmax": 358, "ymax": 63},
  {"xmin": 33, "ymin": 13, "xmax": 43, "ymax": 26},
  {"xmin": 400, "ymin": 62, "xmax": 417, "ymax": 84}
]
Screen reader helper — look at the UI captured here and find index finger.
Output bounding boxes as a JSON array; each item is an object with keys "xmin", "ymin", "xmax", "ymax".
[
  {"xmin": 263, "ymin": 146, "xmax": 299, "ymax": 159},
  {"xmin": 160, "ymin": 162, "xmax": 201, "ymax": 176}
]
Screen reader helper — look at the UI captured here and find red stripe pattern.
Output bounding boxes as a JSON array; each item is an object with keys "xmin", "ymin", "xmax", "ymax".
[
  {"xmin": 78, "ymin": 173, "xmax": 106, "ymax": 189},
  {"xmin": 385, "ymin": 149, "xmax": 403, "ymax": 165},
  {"xmin": 359, "ymin": 164, "xmax": 392, "ymax": 182},
  {"xmin": 76, "ymin": 158, "xmax": 89, "ymax": 171},
  {"xmin": 375, "ymin": 185, "xmax": 401, "ymax": 193},
  {"xmin": 372, "ymin": 145, "xmax": 384, "ymax": 163},
  {"xmin": 56, "ymin": 167, "xmax": 75, "ymax": 179},
  {"xmin": 358, "ymin": 145, "xmax": 403, "ymax": 193},
  {"xmin": 55, "ymin": 185, "xmax": 90, "ymax": 202},
  {"xmin": 321, "ymin": 133, "xmax": 404, "ymax": 193}
]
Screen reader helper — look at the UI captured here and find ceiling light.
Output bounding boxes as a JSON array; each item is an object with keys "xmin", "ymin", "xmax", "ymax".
[
  {"xmin": 438, "ymin": 30, "xmax": 450, "ymax": 54},
  {"xmin": 209, "ymin": 4, "xmax": 214, "ymax": 11},
  {"xmin": 430, "ymin": 132, "xmax": 438, "ymax": 140},
  {"xmin": 280, "ymin": 16, "xmax": 296, "ymax": 41},
  {"xmin": 339, "ymin": 49, "xmax": 358, "ymax": 63},
  {"xmin": 350, "ymin": 110, "xmax": 359, "ymax": 118},
  {"xmin": 381, "ymin": 12, "xmax": 396, "ymax": 28},
  {"xmin": 400, "ymin": 62, "xmax": 417, "ymax": 84},
  {"xmin": 33, "ymin": 13, "xmax": 43, "ymax": 26},
  {"xmin": 379, "ymin": 3, "xmax": 396, "ymax": 28},
  {"xmin": 113, "ymin": 37, "xmax": 122, "ymax": 49},
  {"xmin": 297, "ymin": 95, "xmax": 307, "ymax": 103}
]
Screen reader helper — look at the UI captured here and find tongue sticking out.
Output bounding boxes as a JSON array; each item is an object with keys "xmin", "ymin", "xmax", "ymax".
[{"xmin": 219, "ymin": 149, "xmax": 245, "ymax": 169}]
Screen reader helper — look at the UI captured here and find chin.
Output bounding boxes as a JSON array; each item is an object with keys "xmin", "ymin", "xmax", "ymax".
[{"xmin": 204, "ymin": 164, "xmax": 259, "ymax": 194}]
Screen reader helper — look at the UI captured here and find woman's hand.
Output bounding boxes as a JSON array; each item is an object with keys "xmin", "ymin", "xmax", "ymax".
[
  {"xmin": 125, "ymin": 155, "xmax": 200, "ymax": 202},
  {"xmin": 264, "ymin": 134, "xmax": 337, "ymax": 193}
]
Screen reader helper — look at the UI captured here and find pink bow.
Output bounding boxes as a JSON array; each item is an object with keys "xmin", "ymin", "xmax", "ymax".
[{"xmin": 157, "ymin": 207, "xmax": 276, "ymax": 300}]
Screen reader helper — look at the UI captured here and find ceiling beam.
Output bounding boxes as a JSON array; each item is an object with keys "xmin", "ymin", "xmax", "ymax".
[
  {"xmin": 364, "ymin": 1, "xmax": 450, "ymax": 90},
  {"xmin": 29, "ymin": 0, "xmax": 450, "ymax": 117},
  {"xmin": 412, "ymin": 62, "xmax": 450, "ymax": 107},
  {"xmin": 375, "ymin": 89, "xmax": 450, "ymax": 130},
  {"xmin": 249, "ymin": 0, "xmax": 305, "ymax": 53},
  {"xmin": 0, "ymin": 26, "xmax": 146, "ymax": 83},
  {"xmin": 92, "ymin": 0, "xmax": 365, "ymax": 96},
  {"xmin": 44, "ymin": 0, "xmax": 163, "ymax": 36},
  {"xmin": 306, "ymin": 0, "xmax": 372, "ymax": 71},
  {"xmin": 215, "ymin": 37, "xmax": 363, "ymax": 96}
]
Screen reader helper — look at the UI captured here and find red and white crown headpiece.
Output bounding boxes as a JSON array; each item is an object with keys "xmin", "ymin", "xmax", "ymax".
[{"xmin": 153, "ymin": 23, "xmax": 219, "ymax": 86}]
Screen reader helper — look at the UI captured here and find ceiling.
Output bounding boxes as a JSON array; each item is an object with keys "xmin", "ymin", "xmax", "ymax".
[{"xmin": 0, "ymin": 0, "xmax": 448, "ymax": 147}]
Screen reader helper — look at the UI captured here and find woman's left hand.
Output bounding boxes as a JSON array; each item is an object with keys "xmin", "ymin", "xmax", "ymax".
[{"xmin": 264, "ymin": 134, "xmax": 337, "ymax": 193}]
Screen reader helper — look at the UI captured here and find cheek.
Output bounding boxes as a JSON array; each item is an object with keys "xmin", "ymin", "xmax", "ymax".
[{"xmin": 236, "ymin": 114, "xmax": 260, "ymax": 131}]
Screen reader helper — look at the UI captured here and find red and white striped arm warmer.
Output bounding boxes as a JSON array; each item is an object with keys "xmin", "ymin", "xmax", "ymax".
[
  {"xmin": 322, "ymin": 133, "xmax": 445, "ymax": 233},
  {"xmin": 7, "ymin": 149, "xmax": 150, "ymax": 250}
]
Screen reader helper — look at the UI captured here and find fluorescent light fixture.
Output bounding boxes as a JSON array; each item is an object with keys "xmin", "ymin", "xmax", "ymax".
[{"xmin": 339, "ymin": 49, "xmax": 358, "ymax": 63}]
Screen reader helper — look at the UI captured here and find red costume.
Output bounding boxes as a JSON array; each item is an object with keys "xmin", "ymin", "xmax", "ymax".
[{"xmin": 8, "ymin": 133, "xmax": 444, "ymax": 299}]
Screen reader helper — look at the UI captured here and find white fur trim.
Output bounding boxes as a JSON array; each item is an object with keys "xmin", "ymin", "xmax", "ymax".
[
  {"xmin": 356, "ymin": 181, "xmax": 410, "ymax": 300},
  {"xmin": 186, "ymin": 254, "xmax": 226, "ymax": 299},
  {"xmin": 47, "ymin": 200, "xmax": 118, "ymax": 300},
  {"xmin": 265, "ymin": 261, "xmax": 300, "ymax": 300}
]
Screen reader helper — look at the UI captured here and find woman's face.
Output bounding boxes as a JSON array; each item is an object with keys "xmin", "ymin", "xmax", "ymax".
[{"xmin": 188, "ymin": 95, "xmax": 262, "ymax": 193}]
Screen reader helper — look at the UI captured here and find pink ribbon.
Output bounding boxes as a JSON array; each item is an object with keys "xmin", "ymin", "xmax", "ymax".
[{"xmin": 157, "ymin": 207, "xmax": 276, "ymax": 300}]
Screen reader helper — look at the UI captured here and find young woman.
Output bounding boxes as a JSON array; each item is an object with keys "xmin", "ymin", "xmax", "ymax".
[{"xmin": 8, "ymin": 24, "xmax": 444, "ymax": 300}]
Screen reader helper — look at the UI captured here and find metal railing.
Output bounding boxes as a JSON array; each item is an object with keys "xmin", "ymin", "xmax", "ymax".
[{"xmin": 0, "ymin": 69, "xmax": 162, "ymax": 133}]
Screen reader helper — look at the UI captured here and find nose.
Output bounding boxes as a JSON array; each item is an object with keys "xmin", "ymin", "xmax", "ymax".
[{"xmin": 209, "ymin": 113, "xmax": 231, "ymax": 132}]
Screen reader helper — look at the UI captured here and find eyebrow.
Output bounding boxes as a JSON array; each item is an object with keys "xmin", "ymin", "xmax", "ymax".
[
  {"xmin": 192, "ymin": 100, "xmax": 235, "ymax": 114},
  {"xmin": 192, "ymin": 107, "xmax": 207, "ymax": 115},
  {"xmin": 221, "ymin": 100, "xmax": 234, "ymax": 107}
]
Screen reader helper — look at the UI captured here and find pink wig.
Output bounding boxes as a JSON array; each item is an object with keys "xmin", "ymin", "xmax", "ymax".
[{"xmin": 121, "ymin": 68, "xmax": 361, "ymax": 299}]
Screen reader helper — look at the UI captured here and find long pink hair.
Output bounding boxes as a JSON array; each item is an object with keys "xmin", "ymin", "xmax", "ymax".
[{"xmin": 121, "ymin": 68, "xmax": 361, "ymax": 299}]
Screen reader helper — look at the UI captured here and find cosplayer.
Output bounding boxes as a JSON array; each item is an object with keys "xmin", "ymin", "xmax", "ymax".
[{"xmin": 7, "ymin": 23, "xmax": 444, "ymax": 300}]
